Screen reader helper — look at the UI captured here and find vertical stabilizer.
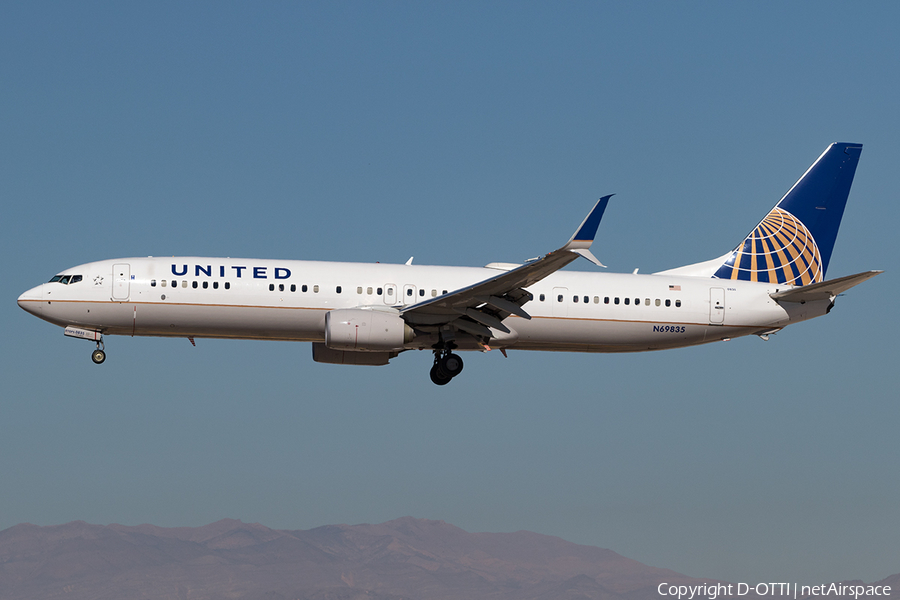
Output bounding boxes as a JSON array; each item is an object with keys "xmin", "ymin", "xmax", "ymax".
[{"xmin": 713, "ymin": 143, "xmax": 862, "ymax": 286}]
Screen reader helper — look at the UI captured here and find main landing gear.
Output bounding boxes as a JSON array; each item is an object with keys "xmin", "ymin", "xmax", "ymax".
[
  {"xmin": 91, "ymin": 340, "xmax": 106, "ymax": 364},
  {"xmin": 430, "ymin": 349, "xmax": 464, "ymax": 386}
]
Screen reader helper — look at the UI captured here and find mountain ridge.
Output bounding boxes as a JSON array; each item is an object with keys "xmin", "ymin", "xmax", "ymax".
[{"xmin": 0, "ymin": 517, "xmax": 893, "ymax": 600}]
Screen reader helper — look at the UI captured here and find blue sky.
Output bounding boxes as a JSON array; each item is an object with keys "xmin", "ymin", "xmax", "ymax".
[{"xmin": 2, "ymin": 1, "xmax": 897, "ymax": 585}]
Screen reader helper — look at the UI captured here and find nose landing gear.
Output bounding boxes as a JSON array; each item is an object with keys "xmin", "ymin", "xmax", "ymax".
[
  {"xmin": 430, "ymin": 349, "xmax": 464, "ymax": 385},
  {"xmin": 91, "ymin": 340, "xmax": 106, "ymax": 364},
  {"xmin": 64, "ymin": 327, "xmax": 106, "ymax": 364}
]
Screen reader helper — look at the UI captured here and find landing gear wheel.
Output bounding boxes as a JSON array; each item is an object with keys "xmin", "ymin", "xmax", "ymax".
[
  {"xmin": 439, "ymin": 353, "xmax": 464, "ymax": 377},
  {"xmin": 91, "ymin": 349, "xmax": 106, "ymax": 364},
  {"xmin": 430, "ymin": 364, "xmax": 452, "ymax": 386},
  {"xmin": 429, "ymin": 348, "xmax": 463, "ymax": 385}
]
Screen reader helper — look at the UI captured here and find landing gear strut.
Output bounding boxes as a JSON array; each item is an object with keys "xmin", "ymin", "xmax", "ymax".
[
  {"xmin": 91, "ymin": 340, "xmax": 106, "ymax": 364},
  {"xmin": 429, "ymin": 349, "xmax": 464, "ymax": 385}
]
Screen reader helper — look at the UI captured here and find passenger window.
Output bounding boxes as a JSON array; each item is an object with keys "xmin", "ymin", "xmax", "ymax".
[
  {"xmin": 192, "ymin": 281, "xmax": 198, "ymax": 289},
  {"xmin": 406, "ymin": 288, "xmax": 412, "ymax": 296},
  {"xmin": 419, "ymin": 289, "xmax": 425, "ymax": 296},
  {"xmin": 302, "ymin": 284, "xmax": 308, "ymax": 292},
  {"xmin": 539, "ymin": 294, "xmax": 545, "ymax": 302},
  {"xmin": 70, "ymin": 275, "xmax": 82, "ymax": 283},
  {"xmin": 367, "ymin": 287, "xmax": 373, "ymax": 295},
  {"xmin": 279, "ymin": 284, "xmax": 284, "ymax": 292},
  {"xmin": 377, "ymin": 287, "xmax": 382, "ymax": 295},
  {"xmin": 573, "ymin": 296, "xmax": 579, "ymax": 303},
  {"xmin": 593, "ymin": 296, "xmax": 599, "ymax": 304},
  {"xmin": 624, "ymin": 298, "xmax": 630, "ymax": 305},
  {"xmin": 171, "ymin": 280, "xmax": 176, "ymax": 288},
  {"xmin": 675, "ymin": 299, "xmax": 682, "ymax": 307},
  {"xmin": 634, "ymin": 298, "xmax": 639, "ymax": 305},
  {"xmin": 357, "ymin": 286, "xmax": 363, "ymax": 294},
  {"xmin": 225, "ymin": 282, "xmax": 231, "ymax": 290},
  {"xmin": 291, "ymin": 284, "xmax": 296, "ymax": 292},
  {"xmin": 604, "ymin": 297, "xmax": 609, "ymax": 304},
  {"xmin": 213, "ymin": 282, "xmax": 219, "ymax": 289},
  {"xmin": 269, "ymin": 284, "xmax": 274, "ymax": 291},
  {"xmin": 645, "ymin": 298, "xmax": 650, "ymax": 306},
  {"xmin": 665, "ymin": 299, "xmax": 671, "ymax": 307},
  {"xmin": 431, "ymin": 289, "xmax": 437, "ymax": 297},
  {"xmin": 202, "ymin": 281, "xmax": 208, "ymax": 289},
  {"xmin": 442, "ymin": 290, "xmax": 448, "ymax": 295},
  {"xmin": 313, "ymin": 285, "xmax": 319, "ymax": 293},
  {"xmin": 583, "ymin": 296, "xmax": 589, "ymax": 304},
  {"xmin": 182, "ymin": 281, "xmax": 187, "ymax": 288},
  {"xmin": 151, "ymin": 280, "xmax": 156, "ymax": 287},
  {"xmin": 336, "ymin": 286, "xmax": 342, "ymax": 294},
  {"xmin": 614, "ymin": 297, "xmax": 620, "ymax": 305},
  {"xmin": 161, "ymin": 280, "xmax": 167, "ymax": 288},
  {"xmin": 557, "ymin": 295, "xmax": 563, "ymax": 302},
  {"xmin": 387, "ymin": 288, "xmax": 393, "ymax": 296}
]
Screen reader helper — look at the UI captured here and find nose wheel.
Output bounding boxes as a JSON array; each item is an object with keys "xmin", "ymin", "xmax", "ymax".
[
  {"xmin": 91, "ymin": 340, "xmax": 106, "ymax": 364},
  {"xmin": 430, "ymin": 350, "xmax": 463, "ymax": 385}
]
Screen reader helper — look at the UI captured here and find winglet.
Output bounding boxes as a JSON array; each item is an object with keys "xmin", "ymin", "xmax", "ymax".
[
  {"xmin": 566, "ymin": 195, "xmax": 613, "ymax": 248},
  {"xmin": 570, "ymin": 248, "xmax": 605, "ymax": 268},
  {"xmin": 563, "ymin": 194, "xmax": 613, "ymax": 267}
]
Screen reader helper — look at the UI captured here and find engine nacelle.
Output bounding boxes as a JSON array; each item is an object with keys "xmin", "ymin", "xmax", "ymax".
[{"xmin": 324, "ymin": 309, "xmax": 414, "ymax": 352}]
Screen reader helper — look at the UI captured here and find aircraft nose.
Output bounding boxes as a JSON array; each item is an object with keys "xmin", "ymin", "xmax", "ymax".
[{"xmin": 17, "ymin": 284, "xmax": 44, "ymax": 316}]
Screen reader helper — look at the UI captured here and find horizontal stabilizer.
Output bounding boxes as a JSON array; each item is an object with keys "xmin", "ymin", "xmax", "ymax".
[{"xmin": 770, "ymin": 270, "xmax": 882, "ymax": 303}]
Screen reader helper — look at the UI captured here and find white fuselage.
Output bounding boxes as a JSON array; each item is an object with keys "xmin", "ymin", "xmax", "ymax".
[{"xmin": 18, "ymin": 257, "xmax": 827, "ymax": 353}]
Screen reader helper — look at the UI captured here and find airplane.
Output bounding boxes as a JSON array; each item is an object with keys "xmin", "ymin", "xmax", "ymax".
[{"xmin": 18, "ymin": 142, "xmax": 881, "ymax": 385}]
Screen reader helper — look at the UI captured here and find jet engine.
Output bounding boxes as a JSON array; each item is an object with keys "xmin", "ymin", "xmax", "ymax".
[{"xmin": 324, "ymin": 309, "xmax": 414, "ymax": 352}]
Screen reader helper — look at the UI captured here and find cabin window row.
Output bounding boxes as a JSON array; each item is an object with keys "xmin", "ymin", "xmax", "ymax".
[
  {"xmin": 151, "ymin": 280, "xmax": 452, "ymax": 296},
  {"xmin": 269, "ymin": 283, "xmax": 318, "ymax": 292},
  {"xmin": 401, "ymin": 288, "xmax": 450, "ymax": 297},
  {"xmin": 150, "ymin": 278, "xmax": 681, "ymax": 308},
  {"xmin": 151, "ymin": 280, "xmax": 232, "ymax": 290},
  {"xmin": 537, "ymin": 293, "xmax": 682, "ymax": 308},
  {"xmin": 264, "ymin": 285, "xmax": 451, "ymax": 296}
]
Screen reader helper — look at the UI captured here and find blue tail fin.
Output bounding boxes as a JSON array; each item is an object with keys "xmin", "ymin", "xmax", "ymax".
[{"xmin": 713, "ymin": 143, "xmax": 862, "ymax": 286}]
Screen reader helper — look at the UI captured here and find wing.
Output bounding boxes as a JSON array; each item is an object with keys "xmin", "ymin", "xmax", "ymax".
[{"xmin": 400, "ymin": 195, "xmax": 613, "ymax": 339}]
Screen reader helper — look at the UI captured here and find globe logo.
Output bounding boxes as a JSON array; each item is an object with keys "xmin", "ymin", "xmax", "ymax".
[{"xmin": 714, "ymin": 207, "xmax": 823, "ymax": 286}]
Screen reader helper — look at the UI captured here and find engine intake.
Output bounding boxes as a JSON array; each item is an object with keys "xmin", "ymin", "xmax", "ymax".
[{"xmin": 324, "ymin": 309, "xmax": 414, "ymax": 352}]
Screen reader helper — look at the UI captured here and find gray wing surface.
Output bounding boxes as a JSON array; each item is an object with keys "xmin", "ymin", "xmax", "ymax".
[{"xmin": 400, "ymin": 195, "xmax": 613, "ymax": 338}]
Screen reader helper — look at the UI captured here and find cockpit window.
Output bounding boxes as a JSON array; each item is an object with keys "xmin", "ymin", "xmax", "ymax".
[{"xmin": 48, "ymin": 274, "xmax": 83, "ymax": 284}]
